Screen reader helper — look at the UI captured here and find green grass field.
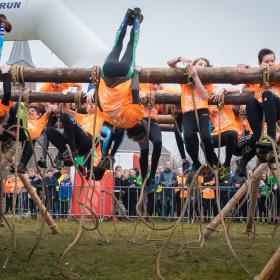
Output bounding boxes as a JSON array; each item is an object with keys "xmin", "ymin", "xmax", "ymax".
[{"xmin": 0, "ymin": 219, "xmax": 278, "ymax": 280}]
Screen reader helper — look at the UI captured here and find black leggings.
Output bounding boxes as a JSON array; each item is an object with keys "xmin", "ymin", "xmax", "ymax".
[
  {"xmin": 40, "ymin": 115, "xmax": 58, "ymax": 158},
  {"xmin": 2, "ymin": 73, "xmax": 11, "ymax": 106},
  {"xmin": 139, "ymin": 119, "xmax": 162, "ymax": 180},
  {"xmin": 46, "ymin": 113, "xmax": 92, "ymax": 157},
  {"xmin": 174, "ymin": 113, "xmax": 186, "ymax": 160},
  {"xmin": 246, "ymin": 91, "xmax": 280, "ymax": 141},
  {"xmin": 182, "ymin": 109, "xmax": 217, "ymax": 168},
  {"xmin": 102, "ymin": 13, "xmax": 140, "ymax": 78},
  {"xmin": 212, "ymin": 130, "xmax": 238, "ymax": 167}
]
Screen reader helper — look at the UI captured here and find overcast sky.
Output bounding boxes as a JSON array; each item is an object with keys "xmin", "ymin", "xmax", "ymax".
[{"xmin": 1, "ymin": 0, "xmax": 280, "ymax": 157}]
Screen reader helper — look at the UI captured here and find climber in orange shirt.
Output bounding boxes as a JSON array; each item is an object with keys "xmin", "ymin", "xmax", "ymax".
[
  {"xmin": 97, "ymin": 8, "xmax": 147, "ymax": 143},
  {"xmin": 168, "ymin": 57, "xmax": 218, "ymax": 172},
  {"xmin": 9, "ymin": 103, "xmax": 53, "ymax": 173},
  {"xmin": 237, "ymin": 48, "xmax": 280, "ymax": 146}
]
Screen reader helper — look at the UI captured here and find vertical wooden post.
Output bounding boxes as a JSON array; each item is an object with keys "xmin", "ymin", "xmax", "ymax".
[{"xmin": 19, "ymin": 174, "xmax": 60, "ymax": 235}]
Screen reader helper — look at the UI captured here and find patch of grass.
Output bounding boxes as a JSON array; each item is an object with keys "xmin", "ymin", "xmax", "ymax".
[{"xmin": 0, "ymin": 219, "xmax": 278, "ymax": 279}]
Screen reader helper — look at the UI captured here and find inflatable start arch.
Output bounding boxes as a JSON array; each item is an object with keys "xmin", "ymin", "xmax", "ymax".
[{"xmin": 1, "ymin": 0, "xmax": 109, "ymax": 66}]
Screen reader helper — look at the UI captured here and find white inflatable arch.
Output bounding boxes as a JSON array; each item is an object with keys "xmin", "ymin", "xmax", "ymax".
[{"xmin": 1, "ymin": 0, "xmax": 109, "ymax": 66}]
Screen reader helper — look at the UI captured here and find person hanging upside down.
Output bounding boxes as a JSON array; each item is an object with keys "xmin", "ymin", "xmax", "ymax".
[
  {"xmin": 237, "ymin": 48, "xmax": 280, "ymax": 148},
  {"xmin": 37, "ymin": 82, "xmax": 82, "ymax": 168},
  {"xmin": 46, "ymin": 103, "xmax": 103, "ymax": 170},
  {"xmin": 97, "ymin": 8, "xmax": 146, "ymax": 142},
  {"xmin": 167, "ymin": 57, "xmax": 218, "ymax": 171}
]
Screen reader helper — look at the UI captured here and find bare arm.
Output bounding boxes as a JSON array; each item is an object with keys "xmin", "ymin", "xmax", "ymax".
[
  {"xmin": 168, "ymin": 57, "xmax": 190, "ymax": 68},
  {"xmin": 188, "ymin": 64, "xmax": 208, "ymax": 99}
]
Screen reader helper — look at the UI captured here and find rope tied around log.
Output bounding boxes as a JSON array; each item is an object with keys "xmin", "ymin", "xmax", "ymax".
[
  {"xmin": 74, "ymin": 89, "xmax": 83, "ymax": 108},
  {"xmin": 216, "ymin": 93, "xmax": 225, "ymax": 110},
  {"xmin": 90, "ymin": 65, "xmax": 101, "ymax": 84},
  {"xmin": 261, "ymin": 65, "xmax": 270, "ymax": 88},
  {"xmin": 21, "ymin": 87, "xmax": 31, "ymax": 105},
  {"xmin": 10, "ymin": 64, "xmax": 25, "ymax": 88}
]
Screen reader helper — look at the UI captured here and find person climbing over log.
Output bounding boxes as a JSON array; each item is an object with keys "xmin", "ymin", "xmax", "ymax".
[
  {"xmin": 167, "ymin": 57, "xmax": 218, "ymax": 174},
  {"xmin": 9, "ymin": 103, "xmax": 53, "ymax": 173},
  {"xmin": 237, "ymin": 48, "xmax": 280, "ymax": 150},
  {"xmin": 97, "ymin": 8, "xmax": 147, "ymax": 143}
]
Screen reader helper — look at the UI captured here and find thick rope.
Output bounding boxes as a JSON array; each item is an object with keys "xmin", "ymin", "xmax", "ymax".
[
  {"xmin": 261, "ymin": 65, "xmax": 270, "ymax": 88},
  {"xmin": 90, "ymin": 65, "xmax": 101, "ymax": 85},
  {"xmin": 2, "ymin": 90, "xmax": 24, "ymax": 268},
  {"xmin": 10, "ymin": 64, "xmax": 25, "ymax": 88},
  {"xmin": 59, "ymin": 72, "xmax": 100, "ymax": 279},
  {"xmin": 189, "ymin": 83, "xmax": 249, "ymax": 273}
]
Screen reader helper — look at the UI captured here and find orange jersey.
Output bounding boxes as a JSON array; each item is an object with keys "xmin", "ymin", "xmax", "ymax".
[
  {"xmin": 245, "ymin": 83, "xmax": 280, "ymax": 102},
  {"xmin": 210, "ymin": 106, "xmax": 238, "ymax": 135},
  {"xmin": 175, "ymin": 175, "xmax": 188, "ymax": 198},
  {"xmin": 28, "ymin": 113, "xmax": 49, "ymax": 140},
  {"xmin": 40, "ymin": 83, "xmax": 81, "ymax": 93},
  {"xmin": 181, "ymin": 84, "xmax": 213, "ymax": 113},
  {"xmin": 202, "ymin": 187, "xmax": 215, "ymax": 199},
  {"xmin": 74, "ymin": 111, "xmax": 103, "ymax": 138},
  {"xmin": 0, "ymin": 100, "xmax": 12, "ymax": 117},
  {"xmin": 98, "ymin": 78, "xmax": 144, "ymax": 128},
  {"xmin": 139, "ymin": 83, "xmax": 160, "ymax": 120}
]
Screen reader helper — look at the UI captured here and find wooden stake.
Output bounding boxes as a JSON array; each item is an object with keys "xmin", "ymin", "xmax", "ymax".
[
  {"xmin": 257, "ymin": 246, "xmax": 280, "ymax": 280},
  {"xmin": 19, "ymin": 174, "xmax": 60, "ymax": 235},
  {"xmin": 203, "ymin": 163, "xmax": 267, "ymax": 238}
]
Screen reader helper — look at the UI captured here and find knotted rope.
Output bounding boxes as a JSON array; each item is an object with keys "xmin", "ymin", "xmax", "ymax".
[
  {"xmin": 10, "ymin": 64, "xmax": 25, "ymax": 88},
  {"xmin": 90, "ymin": 65, "xmax": 101, "ymax": 85},
  {"xmin": 261, "ymin": 65, "xmax": 270, "ymax": 88}
]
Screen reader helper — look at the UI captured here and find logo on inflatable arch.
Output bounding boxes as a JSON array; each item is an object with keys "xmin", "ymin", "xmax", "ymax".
[{"xmin": 0, "ymin": 1, "xmax": 21, "ymax": 9}]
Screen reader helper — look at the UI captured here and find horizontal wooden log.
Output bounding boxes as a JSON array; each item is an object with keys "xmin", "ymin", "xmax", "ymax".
[
  {"xmin": 2, "ymin": 91, "xmax": 253, "ymax": 105},
  {"xmin": 6, "ymin": 67, "xmax": 280, "ymax": 84},
  {"xmin": 157, "ymin": 115, "xmax": 174, "ymax": 124},
  {"xmin": 159, "ymin": 124, "xmax": 174, "ymax": 132}
]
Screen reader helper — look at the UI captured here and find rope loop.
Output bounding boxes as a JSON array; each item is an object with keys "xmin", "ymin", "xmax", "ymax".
[
  {"xmin": 74, "ymin": 89, "xmax": 83, "ymax": 108},
  {"xmin": 146, "ymin": 91, "xmax": 155, "ymax": 109},
  {"xmin": 10, "ymin": 64, "xmax": 25, "ymax": 88},
  {"xmin": 21, "ymin": 88, "xmax": 31, "ymax": 105},
  {"xmin": 90, "ymin": 65, "xmax": 101, "ymax": 84},
  {"xmin": 216, "ymin": 93, "xmax": 225, "ymax": 110},
  {"xmin": 261, "ymin": 65, "xmax": 270, "ymax": 88}
]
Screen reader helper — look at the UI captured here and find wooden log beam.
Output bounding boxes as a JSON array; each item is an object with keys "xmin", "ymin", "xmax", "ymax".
[
  {"xmin": 3, "ymin": 91, "xmax": 253, "ymax": 105},
  {"xmin": 157, "ymin": 115, "xmax": 174, "ymax": 124},
  {"xmin": 19, "ymin": 174, "xmax": 60, "ymax": 235},
  {"xmin": 203, "ymin": 163, "xmax": 267, "ymax": 239},
  {"xmin": 159, "ymin": 124, "xmax": 174, "ymax": 132},
  {"xmin": 6, "ymin": 67, "xmax": 280, "ymax": 84}
]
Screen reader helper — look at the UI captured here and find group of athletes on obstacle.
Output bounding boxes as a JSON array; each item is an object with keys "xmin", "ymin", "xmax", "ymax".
[{"xmin": 0, "ymin": 9, "xmax": 279, "ymax": 190}]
